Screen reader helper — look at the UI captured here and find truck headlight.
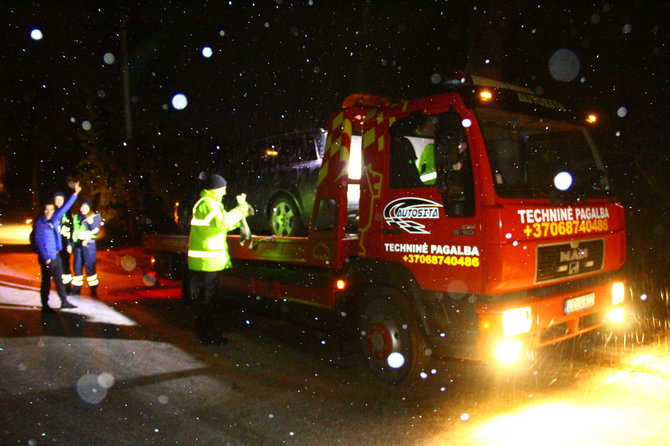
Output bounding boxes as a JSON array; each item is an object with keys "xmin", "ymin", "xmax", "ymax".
[
  {"xmin": 612, "ymin": 282, "xmax": 625, "ymax": 305},
  {"xmin": 502, "ymin": 307, "xmax": 532, "ymax": 338}
]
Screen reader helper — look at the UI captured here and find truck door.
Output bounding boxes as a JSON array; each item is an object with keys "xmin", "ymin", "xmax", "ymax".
[{"xmin": 381, "ymin": 111, "xmax": 482, "ymax": 294}]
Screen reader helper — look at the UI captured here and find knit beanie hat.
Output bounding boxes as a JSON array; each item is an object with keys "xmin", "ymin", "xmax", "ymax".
[
  {"xmin": 208, "ymin": 174, "xmax": 227, "ymax": 189},
  {"xmin": 53, "ymin": 191, "xmax": 65, "ymax": 199}
]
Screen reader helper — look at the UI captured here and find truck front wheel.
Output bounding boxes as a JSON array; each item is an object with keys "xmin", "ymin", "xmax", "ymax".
[{"xmin": 359, "ymin": 293, "xmax": 429, "ymax": 384}]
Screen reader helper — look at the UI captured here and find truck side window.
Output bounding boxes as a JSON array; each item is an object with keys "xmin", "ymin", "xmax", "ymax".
[
  {"xmin": 389, "ymin": 112, "xmax": 475, "ymax": 216},
  {"xmin": 434, "ymin": 113, "xmax": 475, "ymax": 217},
  {"xmin": 389, "ymin": 112, "xmax": 434, "ymax": 189},
  {"xmin": 446, "ymin": 139, "xmax": 475, "ymax": 217}
]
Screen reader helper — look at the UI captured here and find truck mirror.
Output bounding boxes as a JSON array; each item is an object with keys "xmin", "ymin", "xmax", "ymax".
[{"xmin": 434, "ymin": 112, "xmax": 462, "ymax": 169}]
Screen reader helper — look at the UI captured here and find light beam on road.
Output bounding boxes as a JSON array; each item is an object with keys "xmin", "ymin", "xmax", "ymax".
[
  {"xmin": 0, "ymin": 288, "xmax": 137, "ymax": 326},
  {"xmin": 461, "ymin": 349, "xmax": 670, "ymax": 446}
]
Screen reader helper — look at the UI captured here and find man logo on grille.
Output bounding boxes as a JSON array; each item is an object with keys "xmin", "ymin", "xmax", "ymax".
[
  {"xmin": 569, "ymin": 261, "xmax": 580, "ymax": 275},
  {"xmin": 560, "ymin": 248, "xmax": 589, "ymax": 262},
  {"xmin": 383, "ymin": 197, "xmax": 443, "ymax": 234}
]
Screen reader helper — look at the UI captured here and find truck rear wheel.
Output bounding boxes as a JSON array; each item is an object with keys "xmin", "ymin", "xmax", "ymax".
[
  {"xmin": 269, "ymin": 195, "xmax": 304, "ymax": 237},
  {"xmin": 359, "ymin": 292, "xmax": 429, "ymax": 384}
]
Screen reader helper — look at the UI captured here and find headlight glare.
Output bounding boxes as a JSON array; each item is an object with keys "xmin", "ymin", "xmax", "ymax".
[
  {"xmin": 608, "ymin": 307, "xmax": 625, "ymax": 324},
  {"xmin": 502, "ymin": 307, "xmax": 532, "ymax": 338},
  {"xmin": 612, "ymin": 282, "xmax": 625, "ymax": 305},
  {"xmin": 495, "ymin": 340, "xmax": 524, "ymax": 365}
]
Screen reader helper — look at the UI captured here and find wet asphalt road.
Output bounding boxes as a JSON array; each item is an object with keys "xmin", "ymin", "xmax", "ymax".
[{"xmin": 1, "ymin": 247, "xmax": 670, "ymax": 445}]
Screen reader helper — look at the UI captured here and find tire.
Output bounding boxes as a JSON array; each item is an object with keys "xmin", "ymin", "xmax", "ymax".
[
  {"xmin": 269, "ymin": 195, "xmax": 305, "ymax": 237},
  {"xmin": 359, "ymin": 291, "xmax": 429, "ymax": 384}
]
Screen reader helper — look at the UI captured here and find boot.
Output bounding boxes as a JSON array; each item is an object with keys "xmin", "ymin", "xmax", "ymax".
[
  {"xmin": 71, "ymin": 286, "xmax": 81, "ymax": 296},
  {"xmin": 60, "ymin": 300, "xmax": 77, "ymax": 309},
  {"xmin": 90, "ymin": 285, "xmax": 97, "ymax": 298}
]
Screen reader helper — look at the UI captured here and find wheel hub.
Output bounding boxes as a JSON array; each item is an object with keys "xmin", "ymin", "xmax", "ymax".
[
  {"xmin": 272, "ymin": 203, "xmax": 295, "ymax": 235},
  {"xmin": 367, "ymin": 322, "xmax": 394, "ymax": 360}
]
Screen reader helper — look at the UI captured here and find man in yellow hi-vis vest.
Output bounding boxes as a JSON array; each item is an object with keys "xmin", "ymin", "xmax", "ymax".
[{"xmin": 188, "ymin": 173, "xmax": 251, "ymax": 345}]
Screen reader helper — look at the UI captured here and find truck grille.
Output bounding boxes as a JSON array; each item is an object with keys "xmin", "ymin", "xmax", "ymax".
[{"xmin": 536, "ymin": 239, "xmax": 604, "ymax": 283}]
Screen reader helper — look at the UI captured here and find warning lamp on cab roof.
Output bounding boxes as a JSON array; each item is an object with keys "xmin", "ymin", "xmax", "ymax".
[{"xmin": 478, "ymin": 89, "xmax": 494, "ymax": 102}]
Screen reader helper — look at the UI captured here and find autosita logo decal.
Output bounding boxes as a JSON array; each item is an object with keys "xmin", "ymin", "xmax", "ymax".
[{"xmin": 383, "ymin": 197, "xmax": 443, "ymax": 234}]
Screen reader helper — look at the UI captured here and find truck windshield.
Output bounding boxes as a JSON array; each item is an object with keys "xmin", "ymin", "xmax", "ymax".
[{"xmin": 476, "ymin": 108, "xmax": 610, "ymax": 200}]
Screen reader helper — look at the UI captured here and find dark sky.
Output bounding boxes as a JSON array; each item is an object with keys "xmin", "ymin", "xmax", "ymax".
[{"xmin": 1, "ymin": 0, "xmax": 669, "ymax": 211}]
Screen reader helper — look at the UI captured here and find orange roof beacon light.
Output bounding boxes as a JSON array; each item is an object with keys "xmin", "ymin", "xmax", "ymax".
[
  {"xmin": 478, "ymin": 89, "xmax": 494, "ymax": 102},
  {"xmin": 264, "ymin": 148, "xmax": 279, "ymax": 157},
  {"xmin": 586, "ymin": 113, "xmax": 598, "ymax": 124}
]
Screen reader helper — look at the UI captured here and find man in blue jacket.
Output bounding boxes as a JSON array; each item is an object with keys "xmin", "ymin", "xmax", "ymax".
[{"xmin": 33, "ymin": 181, "xmax": 82, "ymax": 312}]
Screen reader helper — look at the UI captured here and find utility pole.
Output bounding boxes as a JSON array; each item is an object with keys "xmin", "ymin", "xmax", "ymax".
[
  {"xmin": 121, "ymin": 22, "xmax": 132, "ymax": 142},
  {"xmin": 120, "ymin": 20, "xmax": 145, "ymax": 237}
]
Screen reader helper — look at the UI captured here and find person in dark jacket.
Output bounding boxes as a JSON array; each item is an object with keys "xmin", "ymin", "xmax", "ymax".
[{"xmin": 33, "ymin": 181, "xmax": 82, "ymax": 312}]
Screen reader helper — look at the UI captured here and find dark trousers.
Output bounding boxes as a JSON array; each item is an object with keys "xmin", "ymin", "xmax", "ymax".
[
  {"xmin": 39, "ymin": 257, "xmax": 68, "ymax": 306},
  {"xmin": 73, "ymin": 243, "xmax": 97, "ymax": 294},
  {"xmin": 58, "ymin": 248, "xmax": 72, "ymax": 284},
  {"xmin": 189, "ymin": 270, "xmax": 219, "ymax": 340},
  {"xmin": 74, "ymin": 244, "xmax": 97, "ymax": 276},
  {"xmin": 190, "ymin": 270, "xmax": 217, "ymax": 305}
]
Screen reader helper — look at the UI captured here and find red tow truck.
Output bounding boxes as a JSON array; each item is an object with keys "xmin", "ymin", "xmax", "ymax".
[{"xmin": 144, "ymin": 74, "xmax": 627, "ymax": 383}]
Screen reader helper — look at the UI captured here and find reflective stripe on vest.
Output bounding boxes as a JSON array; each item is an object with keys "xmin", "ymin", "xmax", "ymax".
[
  {"xmin": 60, "ymin": 225, "xmax": 72, "ymax": 238},
  {"xmin": 188, "ymin": 249, "xmax": 226, "ymax": 258}
]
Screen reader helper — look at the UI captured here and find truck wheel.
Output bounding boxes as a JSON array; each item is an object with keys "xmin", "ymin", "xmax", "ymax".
[
  {"xmin": 359, "ymin": 293, "xmax": 429, "ymax": 384},
  {"xmin": 269, "ymin": 196, "xmax": 304, "ymax": 237}
]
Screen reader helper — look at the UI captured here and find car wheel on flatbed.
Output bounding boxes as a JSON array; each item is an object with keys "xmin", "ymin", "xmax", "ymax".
[{"xmin": 269, "ymin": 195, "xmax": 304, "ymax": 237}]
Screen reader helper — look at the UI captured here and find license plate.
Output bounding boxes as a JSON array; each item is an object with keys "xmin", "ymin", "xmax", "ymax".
[{"xmin": 564, "ymin": 293, "xmax": 595, "ymax": 314}]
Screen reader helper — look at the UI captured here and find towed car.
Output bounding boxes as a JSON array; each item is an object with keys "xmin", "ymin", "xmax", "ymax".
[{"xmin": 227, "ymin": 129, "xmax": 361, "ymax": 237}]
